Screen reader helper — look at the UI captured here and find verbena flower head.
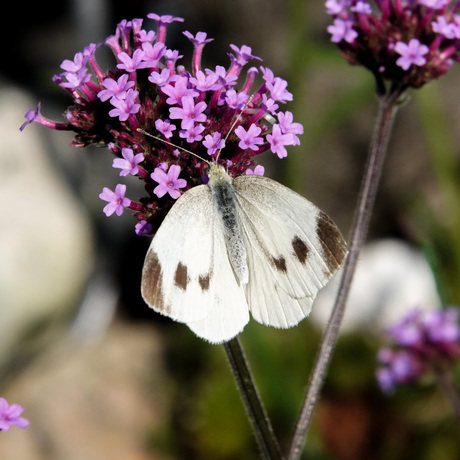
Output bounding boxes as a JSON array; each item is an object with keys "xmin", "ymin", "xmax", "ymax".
[
  {"xmin": 325, "ymin": 0, "xmax": 460, "ymax": 92},
  {"xmin": 0, "ymin": 398, "xmax": 30, "ymax": 431},
  {"xmin": 376, "ymin": 307, "xmax": 460, "ymax": 392},
  {"xmin": 21, "ymin": 13, "xmax": 303, "ymax": 235}
]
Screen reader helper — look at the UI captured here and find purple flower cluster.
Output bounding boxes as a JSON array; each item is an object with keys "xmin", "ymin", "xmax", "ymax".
[
  {"xmin": 376, "ymin": 307, "xmax": 460, "ymax": 392},
  {"xmin": 21, "ymin": 13, "xmax": 303, "ymax": 235},
  {"xmin": 0, "ymin": 398, "xmax": 29, "ymax": 431},
  {"xmin": 325, "ymin": 0, "xmax": 460, "ymax": 90}
]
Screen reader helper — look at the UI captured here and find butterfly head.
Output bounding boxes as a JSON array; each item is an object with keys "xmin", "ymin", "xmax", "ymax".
[{"xmin": 206, "ymin": 163, "xmax": 232, "ymax": 187}]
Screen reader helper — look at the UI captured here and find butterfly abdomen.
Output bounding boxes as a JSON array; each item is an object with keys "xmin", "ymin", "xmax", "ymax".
[{"xmin": 208, "ymin": 165, "xmax": 249, "ymax": 285}]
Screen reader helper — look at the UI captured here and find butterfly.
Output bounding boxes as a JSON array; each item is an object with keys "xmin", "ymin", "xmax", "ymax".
[{"xmin": 141, "ymin": 159, "xmax": 347, "ymax": 343}]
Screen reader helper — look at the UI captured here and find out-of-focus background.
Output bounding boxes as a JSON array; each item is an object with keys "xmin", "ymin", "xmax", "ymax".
[{"xmin": 1, "ymin": 0, "xmax": 460, "ymax": 458}]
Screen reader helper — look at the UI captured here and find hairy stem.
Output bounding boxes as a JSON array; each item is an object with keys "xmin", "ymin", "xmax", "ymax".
[
  {"xmin": 286, "ymin": 91, "xmax": 402, "ymax": 459},
  {"xmin": 224, "ymin": 338, "xmax": 283, "ymax": 459}
]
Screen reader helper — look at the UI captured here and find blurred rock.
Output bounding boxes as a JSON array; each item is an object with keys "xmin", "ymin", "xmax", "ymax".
[
  {"xmin": 311, "ymin": 239, "xmax": 441, "ymax": 333},
  {"xmin": 0, "ymin": 86, "xmax": 94, "ymax": 373}
]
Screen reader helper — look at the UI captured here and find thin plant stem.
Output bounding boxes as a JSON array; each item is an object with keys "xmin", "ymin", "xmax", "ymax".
[
  {"xmin": 224, "ymin": 337, "xmax": 283, "ymax": 460},
  {"xmin": 286, "ymin": 91, "xmax": 403, "ymax": 460},
  {"xmin": 435, "ymin": 369, "xmax": 460, "ymax": 433}
]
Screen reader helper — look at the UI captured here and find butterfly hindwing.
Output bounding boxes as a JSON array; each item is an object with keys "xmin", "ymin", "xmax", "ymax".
[
  {"xmin": 233, "ymin": 174, "xmax": 347, "ymax": 328},
  {"xmin": 186, "ymin": 285, "xmax": 250, "ymax": 343}
]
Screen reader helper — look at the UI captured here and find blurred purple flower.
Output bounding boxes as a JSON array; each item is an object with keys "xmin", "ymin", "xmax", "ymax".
[
  {"xmin": 376, "ymin": 307, "xmax": 460, "ymax": 392},
  {"xmin": 325, "ymin": 0, "xmax": 460, "ymax": 91}
]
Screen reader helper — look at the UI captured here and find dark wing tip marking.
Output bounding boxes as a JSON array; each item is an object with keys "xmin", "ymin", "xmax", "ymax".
[
  {"xmin": 292, "ymin": 236, "xmax": 310, "ymax": 265},
  {"xmin": 141, "ymin": 249, "xmax": 170, "ymax": 314},
  {"xmin": 198, "ymin": 272, "xmax": 211, "ymax": 292},
  {"xmin": 174, "ymin": 262, "xmax": 189, "ymax": 291},
  {"xmin": 316, "ymin": 211, "xmax": 347, "ymax": 274}
]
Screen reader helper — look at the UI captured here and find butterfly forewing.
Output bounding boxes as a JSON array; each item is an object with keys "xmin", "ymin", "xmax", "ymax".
[
  {"xmin": 141, "ymin": 184, "xmax": 247, "ymax": 326},
  {"xmin": 233, "ymin": 174, "xmax": 347, "ymax": 328}
]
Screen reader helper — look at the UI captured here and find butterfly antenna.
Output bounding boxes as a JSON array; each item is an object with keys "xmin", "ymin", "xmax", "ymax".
[
  {"xmin": 215, "ymin": 94, "xmax": 254, "ymax": 163},
  {"xmin": 137, "ymin": 128, "xmax": 211, "ymax": 166},
  {"xmin": 139, "ymin": 94, "xmax": 254, "ymax": 167}
]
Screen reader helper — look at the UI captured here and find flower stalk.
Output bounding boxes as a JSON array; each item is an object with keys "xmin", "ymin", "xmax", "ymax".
[
  {"xmin": 224, "ymin": 338, "xmax": 283, "ymax": 459},
  {"xmin": 286, "ymin": 89, "xmax": 402, "ymax": 460}
]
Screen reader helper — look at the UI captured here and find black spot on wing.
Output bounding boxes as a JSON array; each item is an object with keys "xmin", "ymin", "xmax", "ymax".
[
  {"xmin": 174, "ymin": 262, "xmax": 189, "ymax": 291},
  {"xmin": 199, "ymin": 272, "xmax": 212, "ymax": 292},
  {"xmin": 141, "ymin": 249, "xmax": 170, "ymax": 314},
  {"xmin": 292, "ymin": 236, "xmax": 309, "ymax": 265},
  {"xmin": 271, "ymin": 256, "xmax": 287, "ymax": 273},
  {"xmin": 316, "ymin": 211, "xmax": 347, "ymax": 274}
]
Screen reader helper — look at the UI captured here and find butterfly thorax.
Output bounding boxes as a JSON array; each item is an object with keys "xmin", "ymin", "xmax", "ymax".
[{"xmin": 207, "ymin": 164, "xmax": 249, "ymax": 285}]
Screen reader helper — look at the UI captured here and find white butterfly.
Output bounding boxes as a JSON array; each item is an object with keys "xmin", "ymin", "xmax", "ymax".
[{"xmin": 141, "ymin": 161, "xmax": 347, "ymax": 343}]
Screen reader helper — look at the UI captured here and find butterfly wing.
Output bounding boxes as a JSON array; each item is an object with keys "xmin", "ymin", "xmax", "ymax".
[
  {"xmin": 234, "ymin": 174, "xmax": 347, "ymax": 328},
  {"xmin": 186, "ymin": 287, "xmax": 250, "ymax": 343},
  {"xmin": 141, "ymin": 185, "xmax": 249, "ymax": 341}
]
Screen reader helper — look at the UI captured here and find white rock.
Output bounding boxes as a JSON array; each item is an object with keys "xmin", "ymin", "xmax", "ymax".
[
  {"xmin": 311, "ymin": 239, "xmax": 440, "ymax": 333},
  {"xmin": 0, "ymin": 87, "xmax": 94, "ymax": 368}
]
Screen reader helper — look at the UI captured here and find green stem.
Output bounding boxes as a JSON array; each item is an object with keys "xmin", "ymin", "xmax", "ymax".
[
  {"xmin": 224, "ymin": 338, "xmax": 283, "ymax": 459},
  {"xmin": 286, "ymin": 91, "xmax": 402, "ymax": 460}
]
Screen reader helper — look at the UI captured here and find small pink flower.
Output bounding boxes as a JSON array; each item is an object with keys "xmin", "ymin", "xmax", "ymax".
[
  {"xmin": 0, "ymin": 398, "xmax": 29, "ymax": 431},
  {"xmin": 395, "ymin": 39, "xmax": 429, "ymax": 70},
  {"xmin": 327, "ymin": 18, "xmax": 358, "ymax": 43},
  {"xmin": 151, "ymin": 164, "xmax": 187, "ymax": 199},
  {"xmin": 245, "ymin": 165, "xmax": 265, "ymax": 176},
  {"xmin": 235, "ymin": 124, "xmax": 264, "ymax": 151},
  {"xmin": 112, "ymin": 148, "xmax": 144, "ymax": 176},
  {"xmin": 203, "ymin": 132, "xmax": 225, "ymax": 156},
  {"xmin": 99, "ymin": 184, "xmax": 131, "ymax": 216},
  {"xmin": 267, "ymin": 125, "xmax": 294, "ymax": 159}
]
